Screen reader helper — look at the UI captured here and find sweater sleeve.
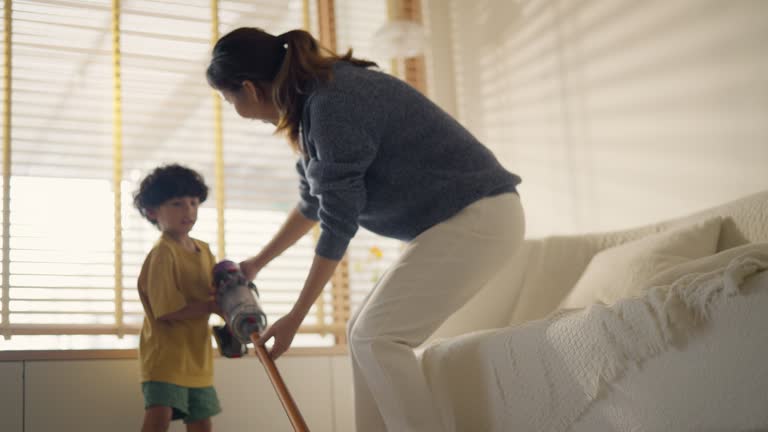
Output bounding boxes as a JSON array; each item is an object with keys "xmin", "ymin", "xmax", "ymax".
[
  {"xmin": 305, "ymin": 109, "xmax": 378, "ymax": 260},
  {"xmin": 296, "ymin": 159, "xmax": 320, "ymax": 221}
]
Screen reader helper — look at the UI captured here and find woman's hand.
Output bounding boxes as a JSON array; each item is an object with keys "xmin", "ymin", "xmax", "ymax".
[
  {"xmin": 239, "ymin": 257, "xmax": 262, "ymax": 281},
  {"xmin": 256, "ymin": 255, "xmax": 339, "ymax": 359},
  {"xmin": 256, "ymin": 311, "xmax": 304, "ymax": 360}
]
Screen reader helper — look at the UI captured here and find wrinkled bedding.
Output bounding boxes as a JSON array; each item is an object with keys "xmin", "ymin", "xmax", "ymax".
[{"xmin": 422, "ymin": 250, "xmax": 768, "ymax": 432}]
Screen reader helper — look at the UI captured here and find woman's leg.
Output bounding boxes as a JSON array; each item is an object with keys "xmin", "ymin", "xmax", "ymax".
[
  {"xmin": 348, "ymin": 280, "xmax": 389, "ymax": 432},
  {"xmin": 348, "ymin": 193, "xmax": 525, "ymax": 432}
]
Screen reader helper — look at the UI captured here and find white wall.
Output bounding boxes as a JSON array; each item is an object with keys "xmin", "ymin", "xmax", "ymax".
[
  {"xmin": 0, "ymin": 362, "xmax": 24, "ymax": 432},
  {"xmin": 0, "ymin": 355, "xmax": 354, "ymax": 432},
  {"xmin": 427, "ymin": 0, "xmax": 768, "ymax": 237}
]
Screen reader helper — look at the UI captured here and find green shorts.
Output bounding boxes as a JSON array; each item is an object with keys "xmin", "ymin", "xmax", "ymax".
[{"xmin": 142, "ymin": 381, "xmax": 221, "ymax": 424}]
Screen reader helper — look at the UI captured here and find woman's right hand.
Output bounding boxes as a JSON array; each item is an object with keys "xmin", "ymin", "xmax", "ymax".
[
  {"xmin": 257, "ymin": 310, "xmax": 304, "ymax": 359},
  {"xmin": 239, "ymin": 257, "xmax": 262, "ymax": 281}
]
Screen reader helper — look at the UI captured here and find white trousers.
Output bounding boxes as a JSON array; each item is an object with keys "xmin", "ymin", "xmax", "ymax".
[{"xmin": 347, "ymin": 192, "xmax": 525, "ymax": 432}]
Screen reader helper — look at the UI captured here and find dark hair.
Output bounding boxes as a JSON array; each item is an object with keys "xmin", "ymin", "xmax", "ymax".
[
  {"xmin": 133, "ymin": 164, "xmax": 208, "ymax": 228},
  {"xmin": 206, "ymin": 27, "xmax": 377, "ymax": 153}
]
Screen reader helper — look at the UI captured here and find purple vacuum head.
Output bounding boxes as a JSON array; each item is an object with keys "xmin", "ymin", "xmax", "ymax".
[{"xmin": 213, "ymin": 259, "xmax": 240, "ymax": 287}]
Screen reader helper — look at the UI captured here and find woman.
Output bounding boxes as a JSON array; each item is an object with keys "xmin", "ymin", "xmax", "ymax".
[{"xmin": 207, "ymin": 27, "xmax": 524, "ymax": 432}]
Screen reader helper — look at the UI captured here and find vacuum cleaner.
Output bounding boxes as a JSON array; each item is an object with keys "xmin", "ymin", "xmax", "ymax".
[{"xmin": 212, "ymin": 259, "xmax": 309, "ymax": 432}]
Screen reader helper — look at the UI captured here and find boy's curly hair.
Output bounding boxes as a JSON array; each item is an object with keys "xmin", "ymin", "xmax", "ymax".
[{"xmin": 133, "ymin": 164, "xmax": 209, "ymax": 228}]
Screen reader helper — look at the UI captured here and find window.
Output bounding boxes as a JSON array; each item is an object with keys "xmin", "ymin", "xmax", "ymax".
[
  {"xmin": 0, "ymin": 0, "xmax": 409, "ymax": 351},
  {"xmin": 1, "ymin": 0, "xmax": 119, "ymax": 350}
]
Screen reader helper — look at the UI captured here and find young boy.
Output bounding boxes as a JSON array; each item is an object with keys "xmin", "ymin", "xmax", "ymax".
[{"xmin": 133, "ymin": 164, "xmax": 222, "ymax": 432}]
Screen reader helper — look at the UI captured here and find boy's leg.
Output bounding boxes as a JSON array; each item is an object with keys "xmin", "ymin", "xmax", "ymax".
[
  {"xmin": 142, "ymin": 406, "xmax": 172, "ymax": 432},
  {"xmin": 185, "ymin": 386, "xmax": 221, "ymax": 429},
  {"xmin": 186, "ymin": 417, "xmax": 212, "ymax": 432},
  {"xmin": 142, "ymin": 382, "xmax": 189, "ymax": 430}
]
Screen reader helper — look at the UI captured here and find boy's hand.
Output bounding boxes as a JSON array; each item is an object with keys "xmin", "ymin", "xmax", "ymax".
[
  {"xmin": 208, "ymin": 283, "xmax": 224, "ymax": 318},
  {"xmin": 208, "ymin": 297, "xmax": 224, "ymax": 319}
]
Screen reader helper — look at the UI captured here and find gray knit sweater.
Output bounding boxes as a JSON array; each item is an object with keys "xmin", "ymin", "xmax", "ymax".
[{"xmin": 297, "ymin": 62, "xmax": 521, "ymax": 260}]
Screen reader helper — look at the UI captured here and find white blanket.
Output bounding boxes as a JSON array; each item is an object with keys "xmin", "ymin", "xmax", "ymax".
[{"xmin": 422, "ymin": 248, "xmax": 768, "ymax": 432}]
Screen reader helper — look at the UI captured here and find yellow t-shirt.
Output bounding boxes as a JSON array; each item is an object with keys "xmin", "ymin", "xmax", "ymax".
[{"xmin": 137, "ymin": 233, "xmax": 216, "ymax": 387}]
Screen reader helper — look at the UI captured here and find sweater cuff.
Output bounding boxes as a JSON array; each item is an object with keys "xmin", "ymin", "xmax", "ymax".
[
  {"xmin": 297, "ymin": 200, "xmax": 320, "ymax": 221},
  {"xmin": 315, "ymin": 229, "xmax": 351, "ymax": 261}
]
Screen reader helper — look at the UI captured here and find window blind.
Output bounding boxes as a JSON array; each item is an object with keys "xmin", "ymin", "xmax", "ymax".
[
  {"xmin": 216, "ymin": 0, "xmax": 333, "ymax": 346},
  {"xmin": 119, "ymin": 1, "xmax": 217, "ymax": 339},
  {"xmin": 120, "ymin": 0, "xmax": 332, "ymax": 346},
  {"xmin": 1, "ymin": 0, "xmax": 121, "ymax": 350},
  {"xmin": 334, "ymin": 0, "xmax": 405, "ymax": 320},
  {"xmin": 0, "ymin": 0, "xmax": 405, "ymax": 351}
]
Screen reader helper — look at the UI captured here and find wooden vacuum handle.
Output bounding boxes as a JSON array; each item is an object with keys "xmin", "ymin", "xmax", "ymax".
[{"xmin": 250, "ymin": 333, "xmax": 310, "ymax": 432}]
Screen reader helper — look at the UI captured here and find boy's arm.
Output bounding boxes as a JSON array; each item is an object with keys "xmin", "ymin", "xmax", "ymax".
[
  {"xmin": 157, "ymin": 298, "xmax": 221, "ymax": 321},
  {"xmin": 147, "ymin": 244, "xmax": 223, "ymax": 321}
]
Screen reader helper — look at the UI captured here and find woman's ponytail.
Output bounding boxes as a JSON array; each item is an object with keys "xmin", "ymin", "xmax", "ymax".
[{"xmin": 272, "ymin": 30, "xmax": 326, "ymax": 151}]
